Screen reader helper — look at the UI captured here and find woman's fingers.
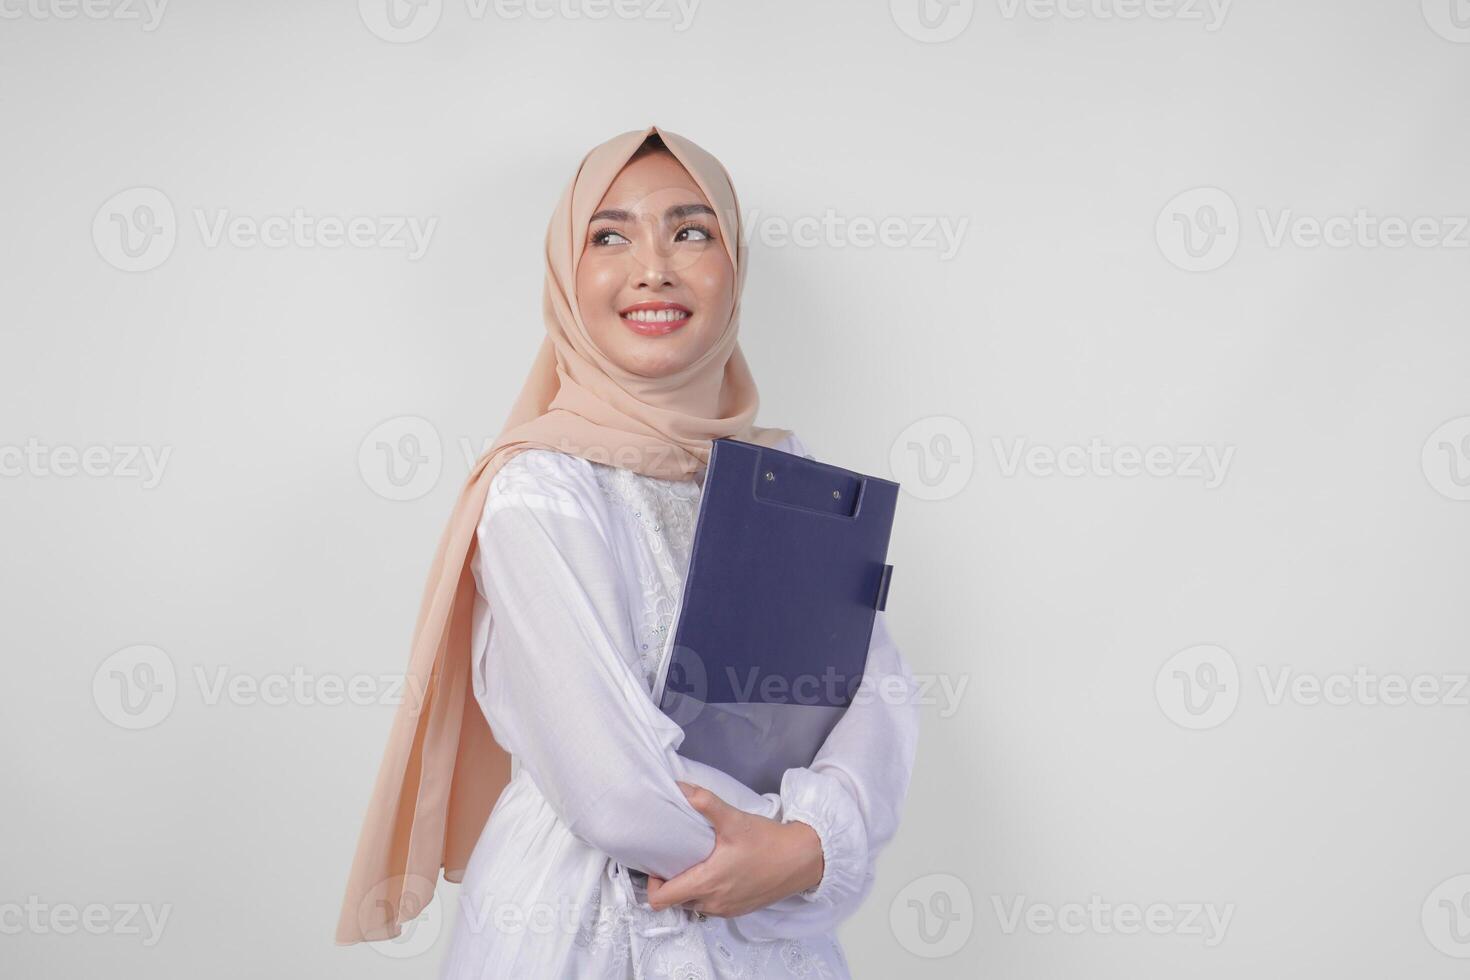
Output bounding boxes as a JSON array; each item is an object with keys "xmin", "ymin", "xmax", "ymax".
[
  {"xmin": 677, "ymin": 781, "xmax": 750, "ymax": 842},
  {"xmin": 645, "ymin": 859, "xmax": 710, "ymax": 910},
  {"xmin": 677, "ymin": 781, "xmax": 734, "ymax": 823},
  {"xmin": 649, "ymin": 786, "xmax": 810, "ymax": 916}
]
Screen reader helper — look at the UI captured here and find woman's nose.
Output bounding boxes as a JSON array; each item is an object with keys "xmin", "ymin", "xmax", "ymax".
[
  {"xmin": 626, "ymin": 216, "xmax": 681, "ymax": 287},
  {"xmin": 629, "ymin": 250, "xmax": 678, "ymax": 289},
  {"xmin": 632, "ymin": 266, "xmax": 676, "ymax": 289}
]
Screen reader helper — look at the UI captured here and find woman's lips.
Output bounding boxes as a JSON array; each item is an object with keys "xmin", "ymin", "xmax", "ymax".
[{"xmin": 619, "ymin": 301, "xmax": 692, "ymax": 336}]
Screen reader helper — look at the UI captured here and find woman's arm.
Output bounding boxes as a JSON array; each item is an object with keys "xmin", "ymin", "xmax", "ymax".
[
  {"xmin": 660, "ymin": 609, "xmax": 922, "ymax": 940},
  {"xmin": 470, "ymin": 455, "xmax": 723, "ymax": 879}
]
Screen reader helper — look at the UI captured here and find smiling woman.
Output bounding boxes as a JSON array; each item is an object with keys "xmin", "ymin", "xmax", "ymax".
[
  {"xmin": 334, "ymin": 126, "xmax": 920, "ymax": 979},
  {"xmin": 575, "ymin": 135, "xmax": 737, "ymax": 376}
]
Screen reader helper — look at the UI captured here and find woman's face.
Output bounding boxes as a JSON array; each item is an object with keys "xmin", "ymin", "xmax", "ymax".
[{"xmin": 575, "ymin": 149, "xmax": 734, "ymax": 379}]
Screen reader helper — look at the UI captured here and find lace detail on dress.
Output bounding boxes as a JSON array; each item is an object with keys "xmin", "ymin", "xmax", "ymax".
[
  {"xmin": 635, "ymin": 916, "xmax": 831, "ymax": 980},
  {"xmin": 591, "ymin": 462, "xmax": 703, "ymax": 690},
  {"xmin": 574, "ymin": 889, "xmax": 636, "ymax": 963},
  {"xmin": 593, "ymin": 462, "xmax": 701, "ymax": 550},
  {"xmin": 776, "ymin": 939, "xmax": 836, "ymax": 978}
]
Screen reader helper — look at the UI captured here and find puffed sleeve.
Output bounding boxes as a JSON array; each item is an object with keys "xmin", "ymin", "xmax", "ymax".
[{"xmin": 469, "ymin": 450, "xmax": 729, "ymax": 880}]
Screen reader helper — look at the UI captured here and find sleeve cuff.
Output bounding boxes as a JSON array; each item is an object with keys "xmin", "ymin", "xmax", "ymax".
[{"xmin": 778, "ymin": 767, "xmax": 868, "ymax": 906}]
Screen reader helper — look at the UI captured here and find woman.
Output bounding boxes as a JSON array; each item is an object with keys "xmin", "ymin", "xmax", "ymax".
[{"xmin": 336, "ymin": 126, "xmax": 920, "ymax": 979}]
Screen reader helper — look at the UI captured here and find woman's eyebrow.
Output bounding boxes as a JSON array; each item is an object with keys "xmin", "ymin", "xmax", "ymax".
[
  {"xmin": 666, "ymin": 203, "xmax": 715, "ymax": 221},
  {"xmin": 588, "ymin": 203, "xmax": 716, "ymax": 224}
]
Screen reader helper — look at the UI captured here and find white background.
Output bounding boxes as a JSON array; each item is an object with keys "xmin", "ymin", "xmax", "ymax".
[{"xmin": 3, "ymin": 0, "xmax": 1469, "ymax": 977}]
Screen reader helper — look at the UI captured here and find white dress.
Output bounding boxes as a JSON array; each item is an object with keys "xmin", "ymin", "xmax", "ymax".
[{"xmin": 440, "ymin": 431, "xmax": 920, "ymax": 980}]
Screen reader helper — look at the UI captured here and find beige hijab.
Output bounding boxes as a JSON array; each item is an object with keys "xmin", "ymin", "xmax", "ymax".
[{"xmin": 336, "ymin": 125, "xmax": 791, "ymax": 944}]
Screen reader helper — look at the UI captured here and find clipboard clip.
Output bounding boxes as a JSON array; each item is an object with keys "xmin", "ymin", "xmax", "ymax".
[{"xmin": 874, "ymin": 563, "xmax": 894, "ymax": 611}]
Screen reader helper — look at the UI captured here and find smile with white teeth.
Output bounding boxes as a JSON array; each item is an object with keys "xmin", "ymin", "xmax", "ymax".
[{"xmin": 622, "ymin": 309, "xmax": 690, "ymax": 323}]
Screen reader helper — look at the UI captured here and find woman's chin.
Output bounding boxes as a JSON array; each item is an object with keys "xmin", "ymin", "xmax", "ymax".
[
  {"xmin": 594, "ymin": 332, "xmax": 712, "ymax": 379},
  {"xmin": 619, "ymin": 351, "xmax": 697, "ymax": 379}
]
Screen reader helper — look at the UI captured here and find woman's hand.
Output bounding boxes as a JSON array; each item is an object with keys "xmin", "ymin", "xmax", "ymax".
[{"xmin": 644, "ymin": 782, "xmax": 825, "ymax": 918}]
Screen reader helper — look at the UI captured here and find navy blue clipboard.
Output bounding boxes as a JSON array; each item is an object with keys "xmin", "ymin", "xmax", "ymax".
[{"xmin": 651, "ymin": 437, "xmax": 899, "ymax": 795}]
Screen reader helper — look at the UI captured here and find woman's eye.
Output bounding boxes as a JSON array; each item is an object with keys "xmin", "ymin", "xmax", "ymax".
[
  {"xmin": 674, "ymin": 223, "xmax": 713, "ymax": 243},
  {"xmin": 591, "ymin": 228, "xmax": 631, "ymax": 247}
]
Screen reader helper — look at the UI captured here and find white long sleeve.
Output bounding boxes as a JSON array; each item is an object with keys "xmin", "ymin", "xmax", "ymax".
[
  {"xmin": 467, "ymin": 441, "xmax": 919, "ymax": 940},
  {"xmin": 471, "ymin": 459, "xmax": 720, "ymax": 880}
]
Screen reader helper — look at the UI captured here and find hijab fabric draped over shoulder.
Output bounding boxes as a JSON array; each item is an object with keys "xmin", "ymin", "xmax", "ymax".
[{"xmin": 336, "ymin": 125, "xmax": 791, "ymax": 944}]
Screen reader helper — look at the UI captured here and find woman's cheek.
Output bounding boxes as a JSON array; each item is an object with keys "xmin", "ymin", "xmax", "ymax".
[
  {"xmin": 688, "ymin": 261, "xmax": 734, "ymax": 314},
  {"xmin": 579, "ymin": 260, "xmax": 619, "ymax": 306}
]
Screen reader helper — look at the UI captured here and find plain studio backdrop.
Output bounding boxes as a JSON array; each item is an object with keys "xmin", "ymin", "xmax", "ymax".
[{"xmin": 3, "ymin": 1, "xmax": 1468, "ymax": 977}]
